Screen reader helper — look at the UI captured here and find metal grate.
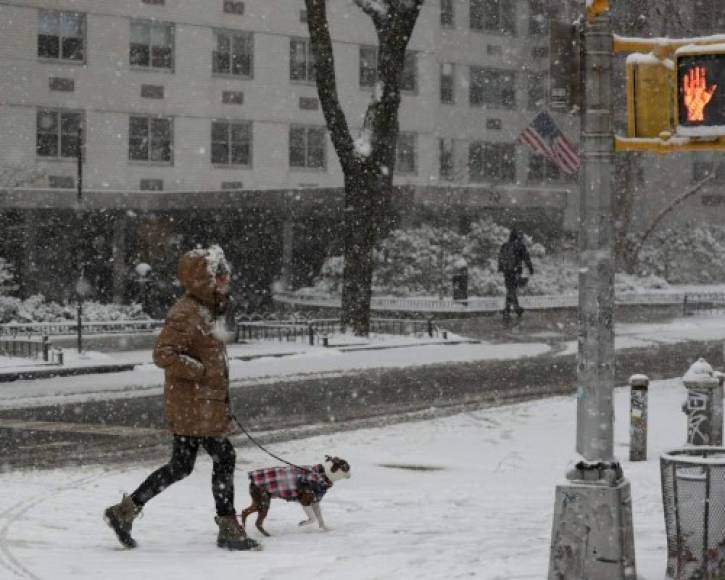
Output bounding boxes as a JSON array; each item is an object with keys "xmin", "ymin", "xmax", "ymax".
[{"xmin": 661, "ymin": 448, "xmax": 725, "ymax": 579}]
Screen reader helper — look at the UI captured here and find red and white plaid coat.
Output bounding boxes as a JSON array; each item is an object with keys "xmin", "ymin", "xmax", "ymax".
[{"xmin": 248, "ymin": 464, "xmax": 333, "ymax": 503}]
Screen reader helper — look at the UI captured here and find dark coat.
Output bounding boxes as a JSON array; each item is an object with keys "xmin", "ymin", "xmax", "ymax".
[
  {"xmin": 498, "ymin": 231, "xmax": 534, "ymax": 277},
  {"xmin": 153, "ymin": 249, "xmax": 232, "ymax": 437}
]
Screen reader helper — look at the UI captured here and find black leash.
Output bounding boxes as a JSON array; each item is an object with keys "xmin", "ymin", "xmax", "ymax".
[{"xmin": 231, "ymin": 413, "xmax": 311, "ymax": 474}]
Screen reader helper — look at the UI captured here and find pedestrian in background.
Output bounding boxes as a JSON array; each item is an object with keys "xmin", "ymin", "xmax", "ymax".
[
  {"xmin": 104, "ymin": 245, "xmax": 260, "ymax": 552},
  {"xmin": 497, "ymin": 228, "xmax": 534, "ymax": 321}
]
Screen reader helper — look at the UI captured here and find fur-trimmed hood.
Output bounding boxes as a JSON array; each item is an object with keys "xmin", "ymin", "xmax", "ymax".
[{"xmin": 176, "ymin": 245, "xmax": 230, "ymax": 314}]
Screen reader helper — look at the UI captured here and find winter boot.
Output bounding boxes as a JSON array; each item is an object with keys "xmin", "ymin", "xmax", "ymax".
[
  {"xmin": 104, "ymin": 494, "xmax": 142, "ymax": 548},
  {"xmin": 215, "ymin": 515, "xmax": 261, "ymax": 551}
]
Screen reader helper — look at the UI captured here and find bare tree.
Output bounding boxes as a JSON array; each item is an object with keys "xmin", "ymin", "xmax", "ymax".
[{"xmin": 304, "ymin": 0, "xmax": 424, "ymax": 335}]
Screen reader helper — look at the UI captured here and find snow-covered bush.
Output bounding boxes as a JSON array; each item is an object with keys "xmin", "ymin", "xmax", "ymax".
[
  {"xmin": 637, "ymin": 225, "xmax": 725, "ymax": 284},
  {"xmin": 0, "ymin": 295, "xmax": 150, "ymax": 324},
  {"xmin": 298, "ymin": 218, "xmax": 673, "ymax": 299}
]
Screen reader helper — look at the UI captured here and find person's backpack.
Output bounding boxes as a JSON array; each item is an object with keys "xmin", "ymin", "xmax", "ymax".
[{"xmin": 498, "ymin": 242, "xmax": 518, "ymax": 272}]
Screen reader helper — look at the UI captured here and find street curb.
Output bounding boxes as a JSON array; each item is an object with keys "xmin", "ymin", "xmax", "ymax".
[
  {"xmin": 0, "ymin": 363, "xmax": 137, "ymax": 383},
  {"xmin": 0, "ymin": 339, "xmax": 721, "ymax": 470}
]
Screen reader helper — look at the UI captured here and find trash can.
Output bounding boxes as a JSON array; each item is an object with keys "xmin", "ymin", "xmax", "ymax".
[
  {"xmin": 661, "ymin": 447, "xmax": 725, "ymax": 579},
  {"xmin": 452, "ymin": 258, "xmax": 468, "ymax": 302}
]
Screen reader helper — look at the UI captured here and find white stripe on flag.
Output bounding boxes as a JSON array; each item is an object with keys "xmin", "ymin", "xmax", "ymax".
[
  {"xmin": 519, "ymin": 130, "xmax": 553, "ymax": 158},
  {"xmin": 552, "ymin": 139, "xmax": 580, "ymax": 174}
]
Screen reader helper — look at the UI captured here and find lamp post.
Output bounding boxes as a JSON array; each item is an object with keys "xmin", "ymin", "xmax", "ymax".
[
  {"xmin": 75, "ymin": 268, "xmax": 92, "ymax": 354},
  {"xmin": 547, "ymin": 5, "xmax": 636, "ymax": 579}
]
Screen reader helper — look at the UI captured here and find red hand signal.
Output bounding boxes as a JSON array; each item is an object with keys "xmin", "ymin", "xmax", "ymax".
[{"xmin": 683, "ymin": 66, "xmax": 717, "ymax": 123}]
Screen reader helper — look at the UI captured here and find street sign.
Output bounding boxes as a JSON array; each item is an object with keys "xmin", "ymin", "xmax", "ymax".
[
  {"xmin": 549, "ymin": 20, "xmax": 582, "ymax": 112},
  {"xmin": 676, "ymin": 47, "xmax": 725, "ymax": 136}
]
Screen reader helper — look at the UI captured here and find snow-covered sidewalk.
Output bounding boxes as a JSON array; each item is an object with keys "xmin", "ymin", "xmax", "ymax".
[
  {"xmin": 0, "ymin": 378, "xmax": 688, "ymax": 579},
  {"xmin": 2, "ymin": 313, "xmax": 725, "ymax": 411}
]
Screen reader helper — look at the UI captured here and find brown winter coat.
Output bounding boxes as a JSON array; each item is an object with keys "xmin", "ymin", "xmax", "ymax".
[{"xmin": 153, "ymin": 251, "xmax": 232, "ymax": 437}]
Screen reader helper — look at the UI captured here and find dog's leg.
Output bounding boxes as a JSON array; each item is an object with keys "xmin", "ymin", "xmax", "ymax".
[
  {"xmin": 311, "ymin": 502, "xmax": 330, "ymax": 531},
  {"xmin": 241, "ymin": 483, "xmax": 261, "ymax": 528},
  {"xmin": 299, "ymin": 504, "xmax": 315, "ymax": 527},
  {"xmin": 255, "ymin": 492, "xmax": 272, "ymax": 537}
]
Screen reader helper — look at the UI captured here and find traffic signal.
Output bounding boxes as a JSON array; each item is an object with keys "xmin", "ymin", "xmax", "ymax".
[
  {"xmin": 676, "ymin": 47, "xmax": 725, "ymax": 135},
  {"xmin": 586, "ymin": 0, "xmax": 610, "ymax": 21},
  {"xmin": 626, "ymin": 56, "xmax": 673, "ymax": 138}
]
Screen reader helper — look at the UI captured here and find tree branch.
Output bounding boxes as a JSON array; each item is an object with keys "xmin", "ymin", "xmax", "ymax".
[{"xmin": 305, "ymin": 0, "xmax": 357, "ymax": 173}]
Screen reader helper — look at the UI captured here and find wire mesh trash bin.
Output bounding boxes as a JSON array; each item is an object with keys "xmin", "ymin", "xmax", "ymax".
[{"xmin": 661, "ymin": 448, "xmax": 725, "ymax": 579}]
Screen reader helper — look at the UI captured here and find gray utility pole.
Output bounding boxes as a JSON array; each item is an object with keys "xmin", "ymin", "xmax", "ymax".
[{"xmin": 548, "ymin": 12, "xmax": 637, "ymax": 580}]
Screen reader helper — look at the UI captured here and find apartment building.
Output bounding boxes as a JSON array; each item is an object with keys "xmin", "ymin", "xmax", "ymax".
[
  {"xmin": 0, "ymin": 0, "xmax": 573, "ymax": 214},
  {"xmin": 10, "ymin": 0, "xmax": 724, "ymax": 302}
]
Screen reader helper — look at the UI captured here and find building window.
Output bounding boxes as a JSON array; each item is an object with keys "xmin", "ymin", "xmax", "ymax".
[
  {"xmin": 129, "ymin": 116, "xmax": 172, "ymax": 163},
  {"xmin": 130, "ymin": 20, "xmax": 174, "ymax": 70},
  {"xmin": 528, "ymin": 154, "xmax": 562, "ymax": 182},
  {"xmin": 527, "ymin": 71, "xmax": 547, "ymax": 110},
  {"xmin": 469, "ymin": 142, "xmax": 515, "ymax": 183},
  {"xmin": 38, "ymin": 10, "xmax": 85, "ymax": 61},
  {"xmin": 223, "ymin": 1, "xmax": 245, "ymax": 15},
  {"xmin": 359, "ymin": 46, "xmax": 417, "ymax": 92},
  {"xmin": 470, "ymin": 67, "xmax": 516, "ymax": 109},
  {"xmin": 211, "ymin": 121, "xmax": 252, "ymax": 167},
  {"xmin": 528, "ymin": 0, "xmax": 547, "ymax": 35},
  {"xmin": 439, "ymin": 138, "xmax": 455, "ymax": 181},
  {"xmin": 619, "ymin": 0, "xmax": 650, "ymax": 34},
  {"xmin": 694, "ymin": 0, "xmax": 725, "ymax": 34},
  {"xmin": 440, "ymin": 0, "xmax": 455, "ymax": 27},
  {"xmin": 440, "ymin": 63, "xmax": 455, "ymax": 104},
  {"xmin": 36, "ymin": 109, "xmax": 83, "ymax": 159},
  {"xmin": 290, "ymin": 38, "xmax": 316, "ymax": 82},
  {"xmin": 213, "ymin": 30, "xmax": 253, "ymax": 78},
  {"xmin": 470, "ymin": 0, "xmax": 515, "ymax": 34},
  {"xmin": 140, "ymin": 179, "xmax": 164, "ymax": 191},
  {"xmin": 289, "ymin": 126, "xmax": 326, "ymax": 169},
  {"xmin": 396, "ymin": 133, "xmax": 417, "ymax": 174}
]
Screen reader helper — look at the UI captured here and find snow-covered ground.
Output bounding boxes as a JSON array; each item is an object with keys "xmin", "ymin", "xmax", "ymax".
[{"xmin": 0, "ymin": 378, "xmax": 691, "ymax": 579}]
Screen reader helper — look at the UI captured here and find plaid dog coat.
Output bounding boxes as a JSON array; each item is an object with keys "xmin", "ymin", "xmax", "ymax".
[{"xmin": 249, "ymin": 464, "xmax": 333, "ymax": 503}]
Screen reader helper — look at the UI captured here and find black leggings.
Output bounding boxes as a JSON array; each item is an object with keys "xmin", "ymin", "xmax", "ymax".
[{"xmin": 130, "ymin": 435, "xmax": 236, "ymax": 516}]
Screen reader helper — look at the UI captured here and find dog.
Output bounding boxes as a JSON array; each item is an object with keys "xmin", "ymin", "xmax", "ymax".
[{"xmin": 241, "ymin": 455, "xmax": 350, "ymax": 536}]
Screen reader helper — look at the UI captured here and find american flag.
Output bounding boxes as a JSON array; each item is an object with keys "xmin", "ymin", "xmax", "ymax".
[{"xmin": 517, "ymin": 111, "xmax": 581, "ymax": 175}]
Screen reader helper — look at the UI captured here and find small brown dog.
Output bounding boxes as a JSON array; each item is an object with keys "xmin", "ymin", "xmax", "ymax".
[{"xmin": 241, "ymin": 455, "xmax": 351, "ymax": 536}]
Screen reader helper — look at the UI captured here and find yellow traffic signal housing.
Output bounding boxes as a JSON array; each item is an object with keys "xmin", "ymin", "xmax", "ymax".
[
  {"xmin": 586, "ymin": 0, "xmax": 609, "ymax": 21},
  {"xmin": 626, "ymin": 55, "xmax": 673, "ymax": 138},
  {"xmin": 675, "ymin": 45, "xmax": 725, "ymax": 137}
]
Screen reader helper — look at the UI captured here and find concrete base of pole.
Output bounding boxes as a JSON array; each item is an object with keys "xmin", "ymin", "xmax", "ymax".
[{"xmin": 548, "ymin": 476, "xmax": 636, "ymax": 579}]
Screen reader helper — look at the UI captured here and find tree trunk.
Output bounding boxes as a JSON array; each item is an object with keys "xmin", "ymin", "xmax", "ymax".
[{"xmin": 340, "ymin": 171, "xmax": 383, "ymax": 335}]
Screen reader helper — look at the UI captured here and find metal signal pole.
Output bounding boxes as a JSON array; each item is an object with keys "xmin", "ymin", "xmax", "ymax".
[{"xmin": 547, "ymin": 9, "xmax": 636, "ymax": 580}]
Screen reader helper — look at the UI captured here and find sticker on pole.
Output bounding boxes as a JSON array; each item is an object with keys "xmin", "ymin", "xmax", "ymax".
[{"xmin": 676, "ymin": 45, "xmax": 725, "ymax": 137}]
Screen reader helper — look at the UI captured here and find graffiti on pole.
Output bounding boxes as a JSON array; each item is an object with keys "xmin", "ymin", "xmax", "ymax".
[{"xmin": 686, "ymin": 390, "xmax": 710, "ymax": 445}]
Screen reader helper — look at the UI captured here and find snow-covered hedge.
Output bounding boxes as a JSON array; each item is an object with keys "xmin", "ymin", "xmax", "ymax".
[
  {"xmin": 0, "ymin": 295, "xmax": 150, "ymax": 324},
  {"xmin": 637, "ymin": 225, "xmax": 725, "ymax": 284},
  {"xmin": 298, "ymin": 219, "xmax": 670, "ymax": 298}
]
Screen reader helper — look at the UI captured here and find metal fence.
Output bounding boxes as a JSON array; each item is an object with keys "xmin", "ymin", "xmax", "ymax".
[
  {"xmin": 682, "ymin": 293, "xmax": 725, "ymax": 316},
  {"xmin": 274, "ymin": 290, "xmax": 689, "ymax": 313},
  {"xmin": 0, "ymin": 336, "xmax": 51, "ymax": 361},
  {"xmin": 0, "ymin": 319, "xmax": 163, "ymax": 338},
  {"xmin": 236, "ymin": 316, "xmax": 439, "ymax": 345}
]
